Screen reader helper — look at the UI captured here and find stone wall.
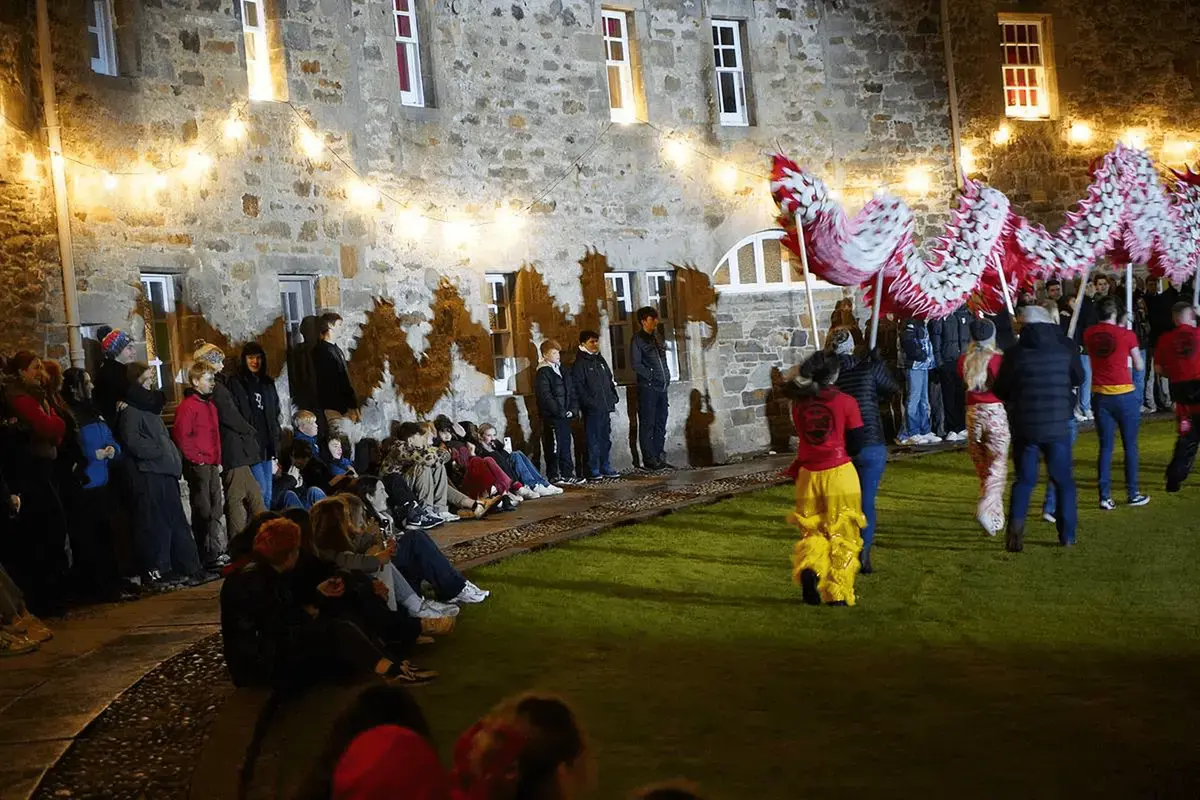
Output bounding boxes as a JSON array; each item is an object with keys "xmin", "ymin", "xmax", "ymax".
[
  {"xmin": 950, "ymin": 0, "xmax": 1200, "ymax": 232},
  {"xmin": 0, "ymin": 1, "xmax": 62, "ymax": 357},
  {"xmin": 2, "ymin": 0, "xmax": 960, "ymax": 463}
]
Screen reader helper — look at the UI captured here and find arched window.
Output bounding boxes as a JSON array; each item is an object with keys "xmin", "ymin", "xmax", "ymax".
[{"xmin": 712, "ymin": 229, "xmax": 832, "ymax": 293}]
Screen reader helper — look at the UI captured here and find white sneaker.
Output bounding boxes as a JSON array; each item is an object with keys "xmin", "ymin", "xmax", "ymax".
[
  {"xmin": 437, "ymin": 510, "xmax": 461, "ymax": 523},
  {"xmin": 896, "ymin": 436, "xmax": 915, "ymax": 446},
  {"xmin": 543, "ymin": 483, "xmax": 564, "ymax": 495},
  {"xmin": 518, "ymin": 486, "xmax": 537, "ymax": 500},
  {"xmin": 925, "ymin": 434, "xmax": 943, "ymax": 444},
  {"xmin": 415, "ymin": 599, "xmax": 460, "ymax": 618},
  {"xmin": 1074, "ymin": 411, "xmax": 1087, "ymax": 422},
  {"xmin": 1085, "ymin": 411, "xmax": 1094, "ymax": 421},
  {"xmin": 533, "ymin": 484, "xmax": 554, "ymax": 497},
  {"xmin": 955, "ymin": 430, "xmax": 968, "ymax": 441},
  {"xmin": 505, "ymin": 491, "xmax": 522, "ymax": 505},
  {"xmin": 451, "ymin": 582, "xmax": 489, "ymax": 605}
]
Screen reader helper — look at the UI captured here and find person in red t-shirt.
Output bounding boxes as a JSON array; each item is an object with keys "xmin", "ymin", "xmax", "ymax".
[
  {"xmin": 1083, "ymin": 296, "xmax": 1149, "ymax": 510},
  {"xmin": 957, "ymin": 319, "xmax": 1009, "ymax": 535},
  {"xmin": 783, "ymin": 350, "xmax": 867, "ymax": 607},
  {"xmin": 1154, "ymin": 301, "xmax": 1200, "ymax": 491}
]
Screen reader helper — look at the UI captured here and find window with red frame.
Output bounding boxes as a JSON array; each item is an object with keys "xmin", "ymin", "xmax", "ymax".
[
  {"xmin": 394, "ymin": 0, "xmax": 423, "ymax": 107},
  {"xmin": 1000, "ymin": 17, "xmax": 1051, "ymax": 119}
]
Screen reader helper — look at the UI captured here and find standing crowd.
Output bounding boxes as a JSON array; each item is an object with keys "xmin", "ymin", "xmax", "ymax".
[{"xmin": 794, "ymin": 275, "xmax": 1200, "ymax": 607}]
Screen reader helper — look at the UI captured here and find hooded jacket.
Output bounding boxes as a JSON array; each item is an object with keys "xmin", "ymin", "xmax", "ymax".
[
  {"xmin": 992, "ymin": 322, "xmax": 1085, "ymax": 444},
  {"xmin": 930, "ymin": 306, "xmax": 973, "ymax": 368},
  {"xmin": 118, "ymin": 402, "xmax": 183, "ymax": 477},
  {"xmin": 570, "ymin": 348, "xmax": 619, "ymax": 413},
  {"xmin": 212, "ymin": 373, "xmax": 263, "ymax": 470},
  {"xmin": 173, "ymin": 388, "xmax": 222, "ymax": 466},
  {"xmin": 535, "ymin": 362, "xmax": 578, "ymax": 421},
  {"xmin": 230, "ymin": 343, "xmax": 282, "ymax": 461},
  {"xmin": 93, "ymin": 357, "xmax": 166, "ymax": 426},
  {"xmin": 897, "ymin": 319, "xmax": 935, "ymax": 370}
]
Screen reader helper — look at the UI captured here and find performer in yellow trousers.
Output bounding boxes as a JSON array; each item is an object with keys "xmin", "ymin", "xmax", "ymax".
[{"xmin": 784, "ymin": 350, "xmax": 868, "ymax": 606}]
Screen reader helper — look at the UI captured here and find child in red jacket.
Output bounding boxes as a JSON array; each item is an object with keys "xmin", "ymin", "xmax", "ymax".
[{"xmin": 173, "ymin": 363, "xmax": 228, "ymax": 568}]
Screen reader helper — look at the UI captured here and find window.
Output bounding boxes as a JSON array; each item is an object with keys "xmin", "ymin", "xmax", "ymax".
[
  {"xmin": 140, "ymin": 274, "xmax": 179, "ymax": 403},
  {"xmin": 711, "ymin": 20, "xmax": 748, "ymax": 126},
  {"xmin": 241, "ymin": 0, "xmax": 272, "ymax": 101},
  {"xmin": 712, "ymin": 230, "xmax": 834, "ymax": 293},
  {"xmin": 645, "ymin": 271, "xmax": 686, "ymax": 382},
  {"xmin": 999, "ymin": 16, "xmax": 1052, "ymax": 119},
  {"xmin": 394, "ymin": 0, "xmax": 424, "ymax": 107},
  {"xmin": 602, "ymin": 9, "xmax": 636, "ymax": 124},
  {"xmin": 87, "ymin": 0, "xmax": 118, "ymax": 76},
  {"xmin": 485, "ymin": 274, "xmax": 517, "ymax": 395},
  {"xmin": 279, "ymin": 276, "xmax": 315, "ymax": 348},
  {"xmin": 604, "ymin": 272, "xmax": 635, "ymax": 383}
]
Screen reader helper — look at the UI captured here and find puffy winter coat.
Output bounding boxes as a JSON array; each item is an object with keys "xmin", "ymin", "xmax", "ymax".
[
  {"xmin": 897, "ymin": 320, "xmax": 935, "ymax": 370},
  {"xmin": 212, "ymin": 374, "xmax": 262, "ymax": 470},
  {"xmin": 535, "ymin": 363, "xmax": 578, "ymax": 421},
  {"xmin": 930, "ymin": 306, "xmax": 973, "ymax": 367},
  {"xmin": 570, "ymin": 348, "xmax": 619, "ymax": 413},
  {"xmin": 992, "ymin": 322, "xmax": 1085, "ymax": 444},
  {"xmin": 630, "ymin": 330, "xmax": 670, "ymax": 390},
  {"xmin": 230, "ymin": 342, "xmax": 282, "ymax": 461},
  {"xmin": 311, "ymin": 340, "xmax": 358, "ymax": 414},
  {"xmin": 118, "ymin": 403, "xmax": 183, "ymax": 477}
]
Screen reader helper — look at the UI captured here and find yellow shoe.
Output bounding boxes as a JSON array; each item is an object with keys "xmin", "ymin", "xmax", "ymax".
[
  {"xmin": 18, "ymin": 613, "xmax": 53, "ymax": 643},
  {"xmin": 420, "ymin": 616, "xmax": 455, "ymax": 637}
]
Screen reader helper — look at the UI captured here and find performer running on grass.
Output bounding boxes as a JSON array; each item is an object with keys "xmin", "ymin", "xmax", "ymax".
[
  {"xmin": 1154, "ymin": 302, "xmax": 1200, "ymax": 492},
  {"xmin": 958, "ymin": 319, "xmax": 1009, "ymax": 536},
  {"xmin": 1083, "ymin": 296, "xmax": 1150, "ymax": 509},
  {"xmin": 783, "ymin": 350, "xmax": 868, "ymax": 607}
]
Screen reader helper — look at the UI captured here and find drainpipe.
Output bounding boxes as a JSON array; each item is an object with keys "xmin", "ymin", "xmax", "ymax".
[
  {"xmin": 35, "ymin": 0, "xmax": 84, "ymax": 367},
  {"xmin": 940, "ymin": 0, "xmax": 965, "ymax": 192}
]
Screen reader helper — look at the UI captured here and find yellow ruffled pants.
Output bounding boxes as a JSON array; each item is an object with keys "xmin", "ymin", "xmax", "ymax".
[{"xmin": 788, "ymin": 462, "xmax": 867, "ymax": 605}]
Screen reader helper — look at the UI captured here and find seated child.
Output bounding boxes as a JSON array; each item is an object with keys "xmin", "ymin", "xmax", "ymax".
[
  {"xmin": 327, "ymin": 436, "xmax": 356, "ymax": 477},
  {"xmin": 292, "ymin": 439, "xmax": 334, "ymax": 495},
  {"xmin": 271, "ymin": 458, "xmax": 327, "ymax": 512},
  {"xmin": 381, "ymin": 422, "xmax": 496, "ymax": 523},
  {"xmin": 293, "ymin": 410, "xmax": 320, "ymax": 455}
]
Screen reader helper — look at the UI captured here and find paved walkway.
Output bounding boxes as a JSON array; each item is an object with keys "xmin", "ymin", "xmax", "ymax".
[{"xmin": 0, "ymin": 457, "xmax": 792, "ymax": 799}]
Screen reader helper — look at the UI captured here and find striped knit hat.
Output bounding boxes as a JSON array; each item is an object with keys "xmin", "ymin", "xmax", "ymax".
[
  {"xmin": 101, "ymin": 329, "xmax": 133, "ymax": 358},
  {"xmin": 193, "ymin": 341, "xmax": 225, "ymax": 368}
]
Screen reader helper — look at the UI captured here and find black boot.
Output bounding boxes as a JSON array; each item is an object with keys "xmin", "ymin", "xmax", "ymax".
[
  {"xmin": 799, "ymin": 569, "xmax": 821, "ymax": 606},
  {"xmin": 1005, "ymin": 524, "xmax": 1024, "ymax": 553},
  {"xmin": 859, "ymin": 549, "xmax": 873, "ymax": 575}
]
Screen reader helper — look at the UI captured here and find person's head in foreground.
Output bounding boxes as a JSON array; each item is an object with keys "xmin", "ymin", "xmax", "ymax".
[
  {"xmin": 783, "ymin": 349, "xmax": 840, "ymax": 400},
  {"xmin": 630, "ymin": 781, "xmax": 706, "ymax": 800},
  {"xmin": 452, "ymin": 692, "xmax": 589, "ymax": 800}
]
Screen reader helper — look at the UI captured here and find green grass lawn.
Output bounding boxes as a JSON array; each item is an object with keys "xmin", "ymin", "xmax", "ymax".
[{"xmin": 410, "ymin": 420, "xmax": 1200, "ymax": 799}]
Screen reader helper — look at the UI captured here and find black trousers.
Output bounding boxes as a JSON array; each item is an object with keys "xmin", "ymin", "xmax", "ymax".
[
  {"xmin": 1167, "ymin": 412, "xmax": 1200, "ymax": 491},
  {"xmin": 129, "ymin": 470, "xmax": 202, "ymax": 577},
  {"xmin": 4, "ymin": 459, "xmax": 69, "ymax": 615},
  {"xmin": 542, "ymin": 418, "xmax": 575, "ymax": 479},
  {"xmin": 66, "ymin": 484, "xmax": 121, "ymax": 597},
  {"xmin": 941, "ymin": 370, "xmax": 966, "ymax": 433}
]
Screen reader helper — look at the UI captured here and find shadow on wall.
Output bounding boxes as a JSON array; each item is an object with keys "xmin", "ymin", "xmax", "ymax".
[
  {"xmin": 685, "ymin": 388, "xmax": 715, "ymax": 467},
  {"xmin": 766, "ymin": 366, "xmax": 794, "ymax": 454}
]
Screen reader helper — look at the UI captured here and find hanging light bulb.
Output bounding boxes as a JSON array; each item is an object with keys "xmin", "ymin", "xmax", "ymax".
[
  {"xmin": 152, "ymin": 173, "xmax": 168, "ymax": 191},
  {"xmin": 959, "ymin": 146, "xmax": 977, "ymax": 176},
  {"xmin": 1067, "ymin": 121, "xmax": 1093, "ymax": 145},
  {"xmin": 1121, "ymin": 128, "xmax": 1148, "ymax": 150},
  {"xmin": 224, "ymin": 117, "xmax": 247, "ymax": 141},
  {"xmin": 714, "ymin": 163, "xmax": 739, "ymax": 192},
  {"xmin": 21, "ymin": 152, "xmax": 38, "ymax": 181},
  {"xmin": 348, "ymin": 179, "xmax": 380, "ymax": 207},
  {"xmin": 664, "ymin": 139, "xmax": 689, "ymax": 167},
  {"xmin": 991, "ymin": 123, "xmax": 1012, "ymax": 146},
  {"xmin": 298, "ymin": 128, "xmax": 325, "ymax": 158},
  {"xmin": 904, "ymin": 166, "xmax": 933, "ymax": 195},
  {"xmin": 102, "ymin": 172, "xmax": 118, "ymax": 191},
  {"xmin": 495, "ymin": 204, "xmax": 526, "ymax": 232},
  {"xmin": 183, "ymin": 150, "xmax": 213, "ymax": 180}
]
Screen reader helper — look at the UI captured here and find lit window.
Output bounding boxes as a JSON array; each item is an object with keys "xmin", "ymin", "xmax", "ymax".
[
  {"xmin": 394, "ymin": 0, "xmax": 425, "ymax": 107},
  {"xmin": 241, "ymin": 0, "xmax": 272, "ymax": 100},
  {"xmin": 602, "ymin": 9, "xmax": 636, "ymax": 124},
  {"xmin": 711, "ymin": 20, "xmax": 748, "ymax": 127},
  {"xmin": 999, "ymin": 16, "xmax": 1053, "ymax": 119},
  {"xmin": 87, "ymin": 0, "xmax": 118, "ymax": 76},
  {"xmin": 645, "ymin": 271, "xmax": 685, "ymax": 381},
  {"xmin": 279, "ymin": 276, "xmax": 316, "ymax": 348},
  {"xmin": 139, "ymin": 274, "xmax": 179, "ymax": 403},
  {"xmin": 604, "ymin": 272, "xmax": 635, "ymax": 383},
  {"xmin": 713, "ymin": 230, "xmax": 834, "ymax": 293},
  {"xmin": 485, "ymin": 274, "xmax": 517, "ymax": 395}
]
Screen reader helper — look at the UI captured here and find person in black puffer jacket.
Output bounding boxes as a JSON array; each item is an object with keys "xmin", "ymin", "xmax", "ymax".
[
  {"xmin": 534, "ymin": 339, "xmax": 580, "ymax": 484},
  {"xmin": 993, "ymin": 304, "xmax": 1085, "ymax": 553},
  {"xmin": 570, "ymin": 329, "xmax": 621, "ymax": 480},
  {"xmin": 930, "ymin": 305, "xmax": 973, "ymax": 441},
  {"xmin": 828, "ymin": 330, "xmax": 899, "ymax": 574}
]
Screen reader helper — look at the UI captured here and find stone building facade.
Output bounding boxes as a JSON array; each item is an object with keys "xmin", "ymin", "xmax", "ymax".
[{"xmin": 19, "ymin": 0, "xmax": 1189, "ymax": 468}]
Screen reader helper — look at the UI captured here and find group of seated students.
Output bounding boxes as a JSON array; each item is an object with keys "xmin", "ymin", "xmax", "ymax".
[{"xmin": 294, "ymin": 683, "xmax": 706, "ymax": 800}]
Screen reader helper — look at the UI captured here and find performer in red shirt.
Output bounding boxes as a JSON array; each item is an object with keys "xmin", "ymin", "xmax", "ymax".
[
  {"xmin": 1154, "ymin": 301, "xmax": 1200, "ymax": 491},
  {"xmin": 1083, "ymin": 297, "xmax": 1149, "ymax": 509},
  {"xmin": 957, "ymin": 318, "xmax": 1010, "ymax": 535},
  {"xmin": 783, "ymin": 350, "xmax": 867, "ymax": 606}
]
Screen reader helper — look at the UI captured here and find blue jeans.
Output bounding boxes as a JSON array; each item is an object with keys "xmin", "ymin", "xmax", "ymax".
[
  {"xmin": 1043, "ymin": 419, "xmax": 1078, "ymax": 516},
  {"xmin": 852, "ymin": 444, "xmax": 888, "ymax": 556},
  {"xmin": 1076, "ymin": 355, "xmax": 1092, "ymax": 415},
  {"xmin": 1132, "ymin": 349, "xmax": 1147, "ymax": 407},
  {"xmin": 1093, "ymin": 391, "xmax": 1141, "ymax": 501},
  {"xmin": 511, "ymin": 451, "xmax": 549, "ymax": 488},
  {"xmin": 276, "ymin": 486, "xmax": 326, "ymax": 511},
  {"xmin": 250, "ymin": 460, "xmax": 273, "ymax": 511},
  {"xmin": 582, "ymin": 409, "xmax": 614, "ymax": 477},
  {"xmin": 902, "ymin": 369, "xmax": 931, "ymax": 438},
  {"xmin": 1012, "ymin": 437, "xmax": 1077, "ymax": 545},
  {"xmin": 637, "ymin": 385, "xmax": 669, "ymax": 466},
  {"xmin": 396, "ymin": 529, "xmax": 467, "ymax": 602}
]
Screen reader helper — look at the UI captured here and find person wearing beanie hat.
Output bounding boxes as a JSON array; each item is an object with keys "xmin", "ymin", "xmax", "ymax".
[
  {"xmin": 194, "ymin": 342, "xmax": 268, "ymax": 541},
  {"xmin": 827, "ymin": 329, "xmax": 900, "ymax": 574},
  {"xmin": 330, "ymin": 725, "xmax": 449, "ymax": 800},
  {"xmin": 958, "ymin": 318, "xmax": 1010, "ymax": 535},
  {"xmin": 782, "ymin": 350, "xmax": 868, "ymax": 606},
  {"xmin": 93, "ymin": 327, "xmax": 162, "ymax": 425},
  {"xmin": 220, "ymin": 517, "xmax": 438, "ymax": 688}
]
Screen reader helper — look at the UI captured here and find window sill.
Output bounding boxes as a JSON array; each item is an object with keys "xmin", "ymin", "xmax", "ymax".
[
  {"xmin": 716, "ymin": 282, "xmax": 836, "ymax": 294},
  {"xmin": 399, "ymin": 104, "xmax": 442, "ymax": 122},
  {"xmin": 79, "ymin": 72, "xmax": 141, "ymax": 94}
]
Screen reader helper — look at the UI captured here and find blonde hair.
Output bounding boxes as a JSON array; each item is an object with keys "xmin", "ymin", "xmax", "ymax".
[
  {"xmin": 540, "ymin": 339, "xmax": 561, "ymax": 358},
  {"xmin": 187, "ymin": 361, "xmax": 214, "ymax": 387},
  {"xmin": 417, "ymin": 420, "xmax": 436, "ymax": 438},
  {"xmin": 962, "ymin": 337, "xmax": 999, "ymax": 393},
  {"xmin": 293, "ymin": 409, "xmax": 317, "ymax": 426}
]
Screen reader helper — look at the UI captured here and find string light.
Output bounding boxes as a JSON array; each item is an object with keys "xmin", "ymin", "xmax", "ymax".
[
  {"xmin": 1067, "ymin": 121, "xmax": 1093, "ymax": 145},
  {"xmin": 991, "ymin": 123, "xmax": 1012, "ymax": 146},
  {"xmin": 903, "ymin": 166, "xmax": 933, "ymax": 195},
  {"xmin": 152, "ymin": 173, "xmax": 168, "ymax": 191},
  {"xmin": 1162, "ymin": 137, "xmax": 1195, "ymax": 165},
  {"xmin": 348, "ymin": 179, "xmax": 380, "ymax": 207},
  {"xmin": 183, "ymin": 150, "xmax": 213, "ymax": 180},
  {"xmin": 1121, "ymin": 128, "xmax": 1148, "ymax": 150},
  {"xmin": 102, "ymin": 172, "xmax": 118, "ymax": 191},
  {"xmin": 223, "ymin": 118, "xmax": 247, "ymax": 141},
  {"xmin": 495, "ymin": 204, "xmax": 525, "ymax": 232},
  {"xmin": 959, "ymin": 146, "xmax": 977, "ymax": 176},
  {"xmin": 664, "ymin": 139, "xmax": 689, "ymax": 167},
  {"xmin": 715, "ymin": 163, "xmax": 739, "ymax": 192},
  {"xmin": 21, "ymin": 152, "xmax": 38, "ymax": 181},
  {"xmin": 298, "ymin": 128, "xmax": 324, "ymax": 158}
]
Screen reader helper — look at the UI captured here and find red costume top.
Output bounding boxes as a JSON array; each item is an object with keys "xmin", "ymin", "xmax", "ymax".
[
  {"xmin": 957, "ymin": 352, "xmax": 1003, "ymax": 406},
  {"xmin": 787, "ymin": 386, "xmax": 863, "ymax": 476},
  {"xmin": 1084, "ymin": 322, "xmax": 1139, "ymax": 394}
]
